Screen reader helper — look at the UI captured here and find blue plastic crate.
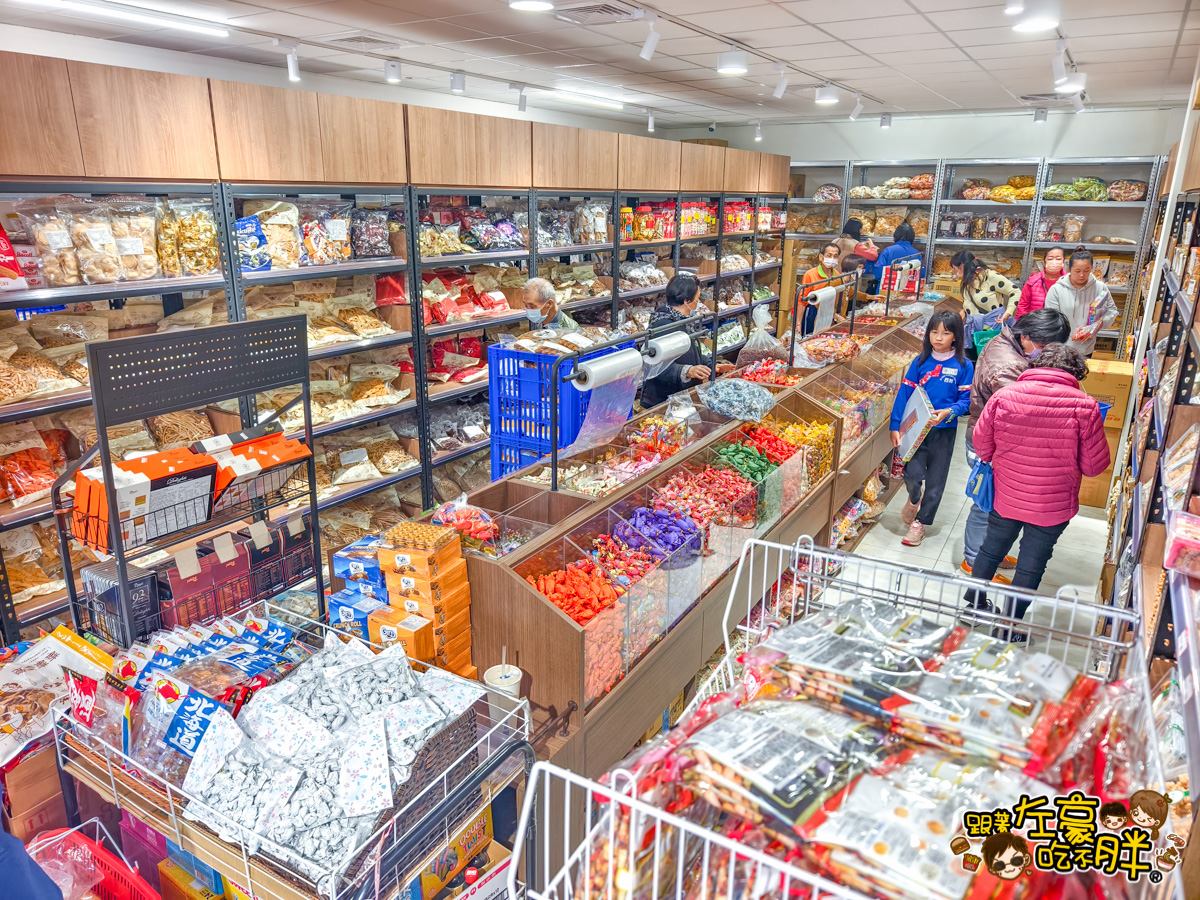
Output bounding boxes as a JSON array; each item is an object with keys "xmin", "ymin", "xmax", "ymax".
[
  {"xmin": 487, "ymin": 339, "xmax": 634, "ymax": 476},
  {"xmin": 15, "ymin": 305, "xmax": 67, "ymax": 321},
  {"xmin": 490, "ymin": 440, "xmax": 543, "ymax": 480}
]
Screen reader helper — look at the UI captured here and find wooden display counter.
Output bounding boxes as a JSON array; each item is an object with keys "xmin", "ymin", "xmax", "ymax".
[{"xmin": 454, "ymin": 321, "xmax": 923, "ymax": 778}]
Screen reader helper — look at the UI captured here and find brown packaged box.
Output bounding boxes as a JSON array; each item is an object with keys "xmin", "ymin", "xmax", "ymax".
[
  {"xmin": 384, "ymin": 556, "xmax": 468, "ymax": 601},
  {"xmin": 433, "ymin": 607, "xmax": 470, "ymax": 648},
  {"xmin": 435, "ymin": 628, "xmax": 471, "ymax": 666},
  {"xmin": 395, "ymin": 580, "xmax": 471, "ymax": 624},
  {"xmin": 3, "ymin": 791, "xmax": 68, "ymax": 841},
  {"xmin": 378, "ymin": 541, "xmax": 463, "ymax": 580}
]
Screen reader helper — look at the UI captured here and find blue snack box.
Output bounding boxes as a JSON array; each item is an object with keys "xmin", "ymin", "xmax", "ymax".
[
  {"xmin": 332, "ymin": 537, "xmax": 390, "ymax": 597},
  {"xmin": 328, "ymin": 589, "xmax": 386, "ymax": 638}
]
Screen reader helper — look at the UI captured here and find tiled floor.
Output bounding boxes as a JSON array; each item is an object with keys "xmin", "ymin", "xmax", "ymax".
[{"xmin": 852, "ymin": 423, "xmax": 1109, "ymax": 601}]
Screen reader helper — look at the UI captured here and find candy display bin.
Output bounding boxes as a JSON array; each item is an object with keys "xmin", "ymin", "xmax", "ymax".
[
  {"xmin": 771, "ymin": 392, "xmax": 841, "ymax": 505},
  {"xmin": 864, "ymin": 328, "xmax": 922, "ymax": 378},
  {"xmin": 802, "ymin": 368, "xmax": 879, "ymax": 456},
  {"xmin": 558, "ymin": 445, "xmax": 641, "ymax": 496},
  {"xmin": 739, "ymin": 409, "xmax": 812, "ymax": 515},
  {"xmin": 709, "ymin": 435, "xmax": 785, "ymax": 536}
]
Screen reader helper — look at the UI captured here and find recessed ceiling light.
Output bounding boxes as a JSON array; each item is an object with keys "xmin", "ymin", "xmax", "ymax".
[
  {"xmin": 509, "ymin": 0, "xmax": 554, "ymax": 9},
  {"xmin": 450, "ymin": 70, "xmax": 465, "ymax": 93},
  {"xmin": 717, "ymin": 48, "xmax": 749, "ymax": 75},
  {"xmin": 552, "ymin": 91, "xmax": 624, "ymax": 110},
  {"xmin": 880, "ymin": 113, "xmax": 892, "ymax": 128},
  {"xmin": 18, "ymin": 0, "xmax": 229, "ymax": 37},
  {"xmin": 1034, "ymin": 107, "xmax": 1047, "ymax": 124},
  {"xmin": 1013, "ymin": 0, "xmax": 1059, "ymax": 32},
  {"xmin": 814, "ymin": 84, "xmax": 838, "ymax": 105},
  {"xmin": 1056, "ymin": 71, "xmax": 1086, "ymax": 93},
  {"xmin": 384, "ymin": 60, "xmax": 401, "ymax": 84},
  {"xmin": 286, "ymin": 50, "xmax": 300, "ymax": 82},
  {"xmin": 1004, "ymin": 0, "xmax": 1024, "ymax": 13}
]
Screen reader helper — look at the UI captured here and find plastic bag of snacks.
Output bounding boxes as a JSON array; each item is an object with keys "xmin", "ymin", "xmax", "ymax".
[
  {"xmin": 1063, "ymin": 214, "xmax": 1087, "ymax": 243},
  {"xmin": 168, "ymin": 199, "xmax": 221, "ymax": 275},
  {"xmin": 1007, "ymin": 175, "xmax": 1036, "ymax": 189},
  {"xmin": 432, "ymin": 493, "xmax": 498, "ymax": 555},
  {"xmin": 17, "ymin": 199, "xmax": 81, "ymax": 286},
  {"xmin": 60, "ymin": 197, "xmax": 122, "ymax": 284},
  {"xmin": 1108, "ymin": 179, "xmax": 1147, "ymax": 202},
  {"xmin": 351, "ymin": 208, "xmax": 391, "ymax": 258},
  {"xmin": 909, "ymin": 173, "xmax": 934, "ymax": 191},
  {"xmin": 958, "ymin": 178, "xmax": 992, "ymax": 199},
  {"xmin": 813, "ymin": 183, "xmax": 842, "ymax": 204},
  {"xmin": 881, "ymin": 176, "xmax": 910, "ymax": 190},
  {"xmin": 848, "ymin": 186, "xmax": 874, "ymax": 200},
  {"xmin": 1015, "ymin": 185, "xmax": 1037, "ymax": 201},
  {"xmin": 989, "ymin": 185, "xmax": 1018, "ymax": 204},
  {"xmin": 108, "ymin": 197, "xmax": 160, "ymax": 281},
  {"xmin": 736, "ymin": 306, "xmax": 788, "ymax": 368},
  {"xmin": 1073, "ymin": 176, "xmax": 1108, "ymax": 202},
  {"xmin": 1042, "ymin": 183, "xmax": 1080, "ymax": 201},
  {"xmin": 0, "ymin": 422, "xmax": 57, "ymax": 508}
]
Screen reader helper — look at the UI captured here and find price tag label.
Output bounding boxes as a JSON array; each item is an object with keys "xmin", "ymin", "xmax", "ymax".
[
  {"xmin": 463, "ymin": 425, "xmax": 485, "ymax": 441},
  {"xmin": 212, "ymin": 532, "xmax": 238, "ymax": 563},
  {"xmin": 174, "ymin": 547, "xmax": 201, "ymax": 579}
]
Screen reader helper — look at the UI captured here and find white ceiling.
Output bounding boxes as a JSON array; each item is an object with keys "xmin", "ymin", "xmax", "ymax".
[{"xmin": 3, "ymin": 0, "xmax": 1198, "ymax": 126}]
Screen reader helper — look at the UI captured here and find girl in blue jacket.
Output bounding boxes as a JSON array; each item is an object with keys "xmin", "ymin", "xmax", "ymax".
[{"xmin": 889, "ymin": 310, "xmax": 973, "ymax": 547}]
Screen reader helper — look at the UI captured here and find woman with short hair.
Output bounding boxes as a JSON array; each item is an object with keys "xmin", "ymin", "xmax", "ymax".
[
  {"xmin": 951, "ymin": 250, "xmax": 1019, "ymax": 320},
  {"xmin": 832, "ymin": 218, "xmax": 878, "ymax": 263}
]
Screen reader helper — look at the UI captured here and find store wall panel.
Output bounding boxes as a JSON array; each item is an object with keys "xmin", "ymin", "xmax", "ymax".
[
  {"xmin": 617, "ymin": 134, "xmax": 681, "ymax": 191},
  {"xmin": 316, "ymin": 93, "xmax": 406, "ymax": 185},
  {"xmin": 0, "ymin": 51, "xmax": 83, "ymax": 177},
  {"xmin": 209, "ymin": 79, "xmax": 324, "ymax": 182},
  {"xmin": 406, "ymin": 106, "xmax": 478, "ymax": 186},
  {"xmin": 533, "ymin": 123, "xmax": 617, "ymax": 189},
  {"xmin": 679, "ymin": 142, "xmax": 725, "ymax": 192},
  {"xmin": 758, "ymin": 152, "xmax": 790, "ymax": 193},
  {"xmin": 723, "ymin": 148, "xmax": 761, "ymax": 193},
  {"xmin": 475, "ymin": 114, "xmax": 532, "ymax": 188},
  {"xmin": 69, "ymin": 63, "xmax": 218, "ymax": 180}
]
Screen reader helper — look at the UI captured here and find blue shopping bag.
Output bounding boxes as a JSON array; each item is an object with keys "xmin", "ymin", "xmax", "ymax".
[{"xmin": 966, "ymin": 458, "xmax": 994, "ymax": 513}]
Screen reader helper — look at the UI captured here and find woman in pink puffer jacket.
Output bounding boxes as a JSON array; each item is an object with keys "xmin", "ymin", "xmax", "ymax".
[{"xmin": 965, "ymin": 343, "xmax": 1110, "ymax": 640}]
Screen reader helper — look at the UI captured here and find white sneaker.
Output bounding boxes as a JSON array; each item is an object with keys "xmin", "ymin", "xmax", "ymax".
[{"xmin": 901, "ymin": 522, "xmax": 925, "ymax": 546}]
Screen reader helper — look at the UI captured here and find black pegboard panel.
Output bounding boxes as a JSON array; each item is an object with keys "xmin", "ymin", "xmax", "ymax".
[{"xmin": 87, "ymin": 317, "xmax": 308, "ymax": 426}]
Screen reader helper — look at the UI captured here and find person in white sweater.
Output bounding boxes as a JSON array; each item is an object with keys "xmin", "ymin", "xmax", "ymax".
[{"xmin": 1042, "ymin": 248, "xmax": 1117, "ymax": 357}]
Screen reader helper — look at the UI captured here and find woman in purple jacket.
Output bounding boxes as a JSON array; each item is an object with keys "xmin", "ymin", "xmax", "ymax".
[{"xmin": 964, "ymin": 343, "xmax": 1111, "ymax": 640}]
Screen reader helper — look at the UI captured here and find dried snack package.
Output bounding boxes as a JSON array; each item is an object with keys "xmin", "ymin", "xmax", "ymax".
[
  {"xmin": 432, "ymin": 492, "xmax": 498, "ymax": 555},
  {"xmin": 970, "ymin": 215, "xmax": 986, "ymax": 240},
  {"xmin": 299, "ymin": 200, "xmax": 353, "ymax": 267},
  {"xmin": 1073, "ymin": 176, "xmax": 1108, "ymax": 202},
  {"xmin": 1007, "ymin": 175, "xmax": 1035, "ymax": 189},
  {"xmin": 0, "ymin": 525, "xmax": 59, "ymax": 604},
  {"xmin": 0, "ymin": 421, "xmax": 57, "ymax": 508},
  {"xmin": 736, "ymin": 305, "xmax": 787, "ymax": 368},
  {"xmin": 352, "ymin": 208, "xmax": 391, "ymax": 258},
  {"xmin": 1063, "ymin": 214, "xmax": 1087, "ymax": 243},
  {"xmin": 328, "ymin": 444, "xmax": 384, "ymax": 486},
  {"xmin": 128, "ymin": 673, "xmax": 195, "ymax": 787},
  {"xmin": 242, "ymin": 200, "xmax": 301, "ymax": 270},
  {"xmin": 17, "ymin": 198, "xmax": 81, "ymax": 287},
  {"xmin": 155, "ymin": 198, "xmax": 181, "ymax": 278},
  {"xmin": 1042, "ymin": 183, "xmax": 1080, "ymax": 201},
  {"xmin": 168, "ymin": 199, "xmax": 221, "ymax": 275},
  {"xmin": 989, "ymin": 185, "xmax": 1017, "ymax": 204},
  {"xmin": 58, "ymin": 198, "xmax": 122, "ymax": 285},
  {"xmin": 848, "ymin": 185, "xmax": 874, "ymax": 200},
  {"xmin": 813, "ymin": 183, "xmax": 842, "ymax": 204},
  {"xmin": 1109, "ymin": 179, "xmax": 1147, "ymax": 202},
  {"xmin": 106, "ymin": 197, "xmax": 160, "ymax": 281},
  {"xmin": 696, "ymin": 379, "xmax": 774, "ymax": 422},
  {"xmin": 236, "ymin": 214, "xmax": 271, "ymax": 272}
]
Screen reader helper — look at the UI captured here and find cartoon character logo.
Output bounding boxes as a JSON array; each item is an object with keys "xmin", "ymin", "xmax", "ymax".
[
  {"xmin": 154, "ymin": 679, "xmax": 182, "ymax": 704},
  {"xmin": 116, "ymin": 659, "xmax": 139, "ymax": 681},
  {"xmin": 981, "ymin": 832, "xmax": 1030, "ymax": 881},
  {"xmin": 1154, "ymin": 846, "xmax": 1182, "ymax": 872},
  {"xmin": 1099, "ymin": 800, "xmax": 1128, "ymax": 830},
  {"xmin": 1129, "ymin": 790, "xmax": 1170, "ymax": 841}
]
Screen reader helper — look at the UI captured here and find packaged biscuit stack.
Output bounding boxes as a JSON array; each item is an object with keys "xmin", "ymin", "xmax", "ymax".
[{"xmin": 379, "ymin": 522, "xmax": 475, "ymax": 678}]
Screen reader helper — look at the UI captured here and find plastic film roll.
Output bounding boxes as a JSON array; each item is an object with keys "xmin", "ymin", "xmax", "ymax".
[
  {"xmin": 643, "ymin": 331, "xmax": 691, "ymax": 365},
  {"xmin": 575, "ymin": 348, "xmax": 645, "ymax": 390},
  {"xmin": 811, "ymin": 286, "xmax": 838, "ymax": 334}
]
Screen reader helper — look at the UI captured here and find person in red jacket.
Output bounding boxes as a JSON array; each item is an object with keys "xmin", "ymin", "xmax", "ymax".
[
  {"xmin": 1013, "ymin": 246, "xmax": 1065, "ymax": 319},
  {"xmin": 964, "ymin": 342, "xmax": 1110, "ymax": 640}
]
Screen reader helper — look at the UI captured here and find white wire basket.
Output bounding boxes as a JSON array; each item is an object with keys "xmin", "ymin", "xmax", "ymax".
[
  {"xmin": 511, "ymin": 537, "xmax": 1181, "ymax": 900},
  {"xmin": 54, "ymin": 601, "xmax": 532, "ymax": 900}
]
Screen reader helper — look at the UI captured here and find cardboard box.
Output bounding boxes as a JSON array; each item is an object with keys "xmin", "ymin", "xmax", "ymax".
[
  {"xmin": 385, "ymin": 556, "xmax": 468, "ymax": 602},
  {"xmin": 329, "ymin": 590, "xmax": 386, "ymax": 638},
  {"xmin": 398, "ymin": 580, "xmax": 472, "ymax": 624},
  {"xmin": 1085, "ymin": 358, "xmax": 1134, "ymax": 429},
  {"xmin": 407, "ymin": 805, "xmax": 493, "ymax": 900},
  {"xmin": 378, "ymin": 538, "xmax": 462, "ymax": 578},
  {"xmin": 333, "ymin": 537, "xmax": 390, "ymax": 595},
  {"xmin": 1, "ymin": 743, "xmax": 62, "ymax": 815},
  {"xmin": 166, "ymin": 837, "xmax": 225, "ymax": 895},
  {"xmin": 436, "ymin": 629, "xmax": 472, "ymax": 667},
  {"xmin": 1078, "ymin": 428, "xmax": 1121, "ymax": 509},
  {"xmin": 2, "ymin": 790, "xmax": 68, "ymax": 841}
]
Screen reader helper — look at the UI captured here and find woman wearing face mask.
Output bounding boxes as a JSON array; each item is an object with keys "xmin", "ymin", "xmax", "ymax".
[
  {"xmin": 796, "ymin": 243, "xmax": 841, "ymax": 336},
  {"xmin": 960, "ymin": 308, "xmax": 1071, "ymax": 580},
  {"xmin": 521, "ymin": 277, "xmax": 578, "ymax": 330},
  {"xmin": 1014, "ymin": 246, "xmax": 1065, "ymax": 319},
  {"xmin": 641, "ymin": 273, "xmax": 732, "ymax": 408},
  {"xmin": 1042, "ymin": 248, "xmax": 1117, "ymax": 357}
]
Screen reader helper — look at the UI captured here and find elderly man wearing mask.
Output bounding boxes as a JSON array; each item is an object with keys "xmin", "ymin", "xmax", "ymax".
[{"xmin": 522, "ymin": 277, "xmax": 579, "ymax": 330}]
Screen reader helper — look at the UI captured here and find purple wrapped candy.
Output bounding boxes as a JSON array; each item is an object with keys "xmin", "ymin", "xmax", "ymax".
[{"xmin": 614, "ymin": 506, "xmax": 703, "ymax": 560}]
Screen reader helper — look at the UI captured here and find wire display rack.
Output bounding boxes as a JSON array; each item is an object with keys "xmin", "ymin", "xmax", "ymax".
[
  {"xmin": 55, "ymin": 600, "xmax": 534, "ymax": 900},
  {"xmin": 509, "ymin": 537, "xmax": 1181, "ymax": 900}
]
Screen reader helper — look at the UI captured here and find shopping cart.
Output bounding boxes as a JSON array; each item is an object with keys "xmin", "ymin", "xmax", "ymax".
[
  {"xmin": 27, "ymin": 818, "xmax": 158, "ymax": 900},
  {"xmin": 509, "ymin": 537, "xmax": 1181, "ymax": 900}
]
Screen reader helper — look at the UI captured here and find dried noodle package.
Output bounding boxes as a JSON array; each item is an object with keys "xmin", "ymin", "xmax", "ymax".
[
  {"xmin": 0, "ymin": 525, "xmax": 60, "ymax": 604},
  {"xmin": 147, "ymin": 411, "xmax": 215, "ymax": 450},
  {"xmin": 59, "ymin": 198, "xmax": 122, "ymax": 284},
  {"xmin": 156, "ymin": 198, "xmax": 182, "ymax": 278},
  {"xmin": 17, "ymin": 199, "xmax": 81, "ymax": 286},
  {"xmin": 168, "ymin": 199, "xmax": 221, "ymax": 276},
  {"xmin": 107, "ymin": 197, "xmax": 160, "ymax": 281},
  {"xmin": 327, "ymin": 294, "xmax": 392, "ymax": 338}
]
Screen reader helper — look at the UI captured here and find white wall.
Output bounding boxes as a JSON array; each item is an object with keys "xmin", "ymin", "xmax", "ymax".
[
  {"xmin": 0, "ymin": 24, "xmax": 640, "ymax": 135},
  {"xmin": 663, "ymin": 107, "xmax": 1187, "ymax": 162}
]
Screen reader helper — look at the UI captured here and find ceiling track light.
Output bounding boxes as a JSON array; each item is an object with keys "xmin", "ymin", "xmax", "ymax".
[
  {"xmin": 384, "ymin": 60, "xmax": 401, "ymax": 84},
  {"xmin": 716, "ymin": 47, "xmax": 748, "ymax": 75},
  {"xmin": 1004, "ymin": 0, "xmax": 1025, "ymax": 13},
  {"xmin": 509, "ymin": 0, "xmax": 554, "ymax": 9},
  {"xmin": 22, "ymin": 0, "xmax": 230, "ymax": 37},
  {"xmin": 1034, "ymin": 107, "xmax": 1047, "ymax": 124},
  {"xmin": 509, "ymin": 83, "xmax": 527, "ymax": 112},
  {"xmin": 880, "ymin": 113, "xmax": 892, "ymax": 129},
  {"xmin": 771, "ymin": 61, "xmax": 788, "ymax": 99},
  {"xmin": 754, "ymin": 123, "xmax": 762, "ymax": 142},
  {"xmin": 1051, "ymin": 51, "xmax": 1066, "ymax": 85},
  {"xmin": 814, "ymin": 84, "xmax": 838, "ymax": 105},
  {"xmin": 647, "ymin": 111, "xmax": 655, "ymax": 133},
  {"xmin": 1055, "ymin": 70, "xmax": 1087, "ymax": 93},
  {"xmin": 849, "ymin": 94, "xmax": 864, "ymax": 121},
  {"xmin": 1071, "ymin": 92, "xmax": 1085, "ymax": 114},
  {"xmin": 450, "ymin": 70, "xmax": 466, "ymax": 93},
  {"xmin": 640, "ymin": 19, "xmax": 660, "ymax": 61},
  {"xmin": 1013, "ymin": 0, "xmax": 1060, "ymax": 32},
  {"xmin": 286, "ymin": 50, "xmax": 300, "ymax": 83}
]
